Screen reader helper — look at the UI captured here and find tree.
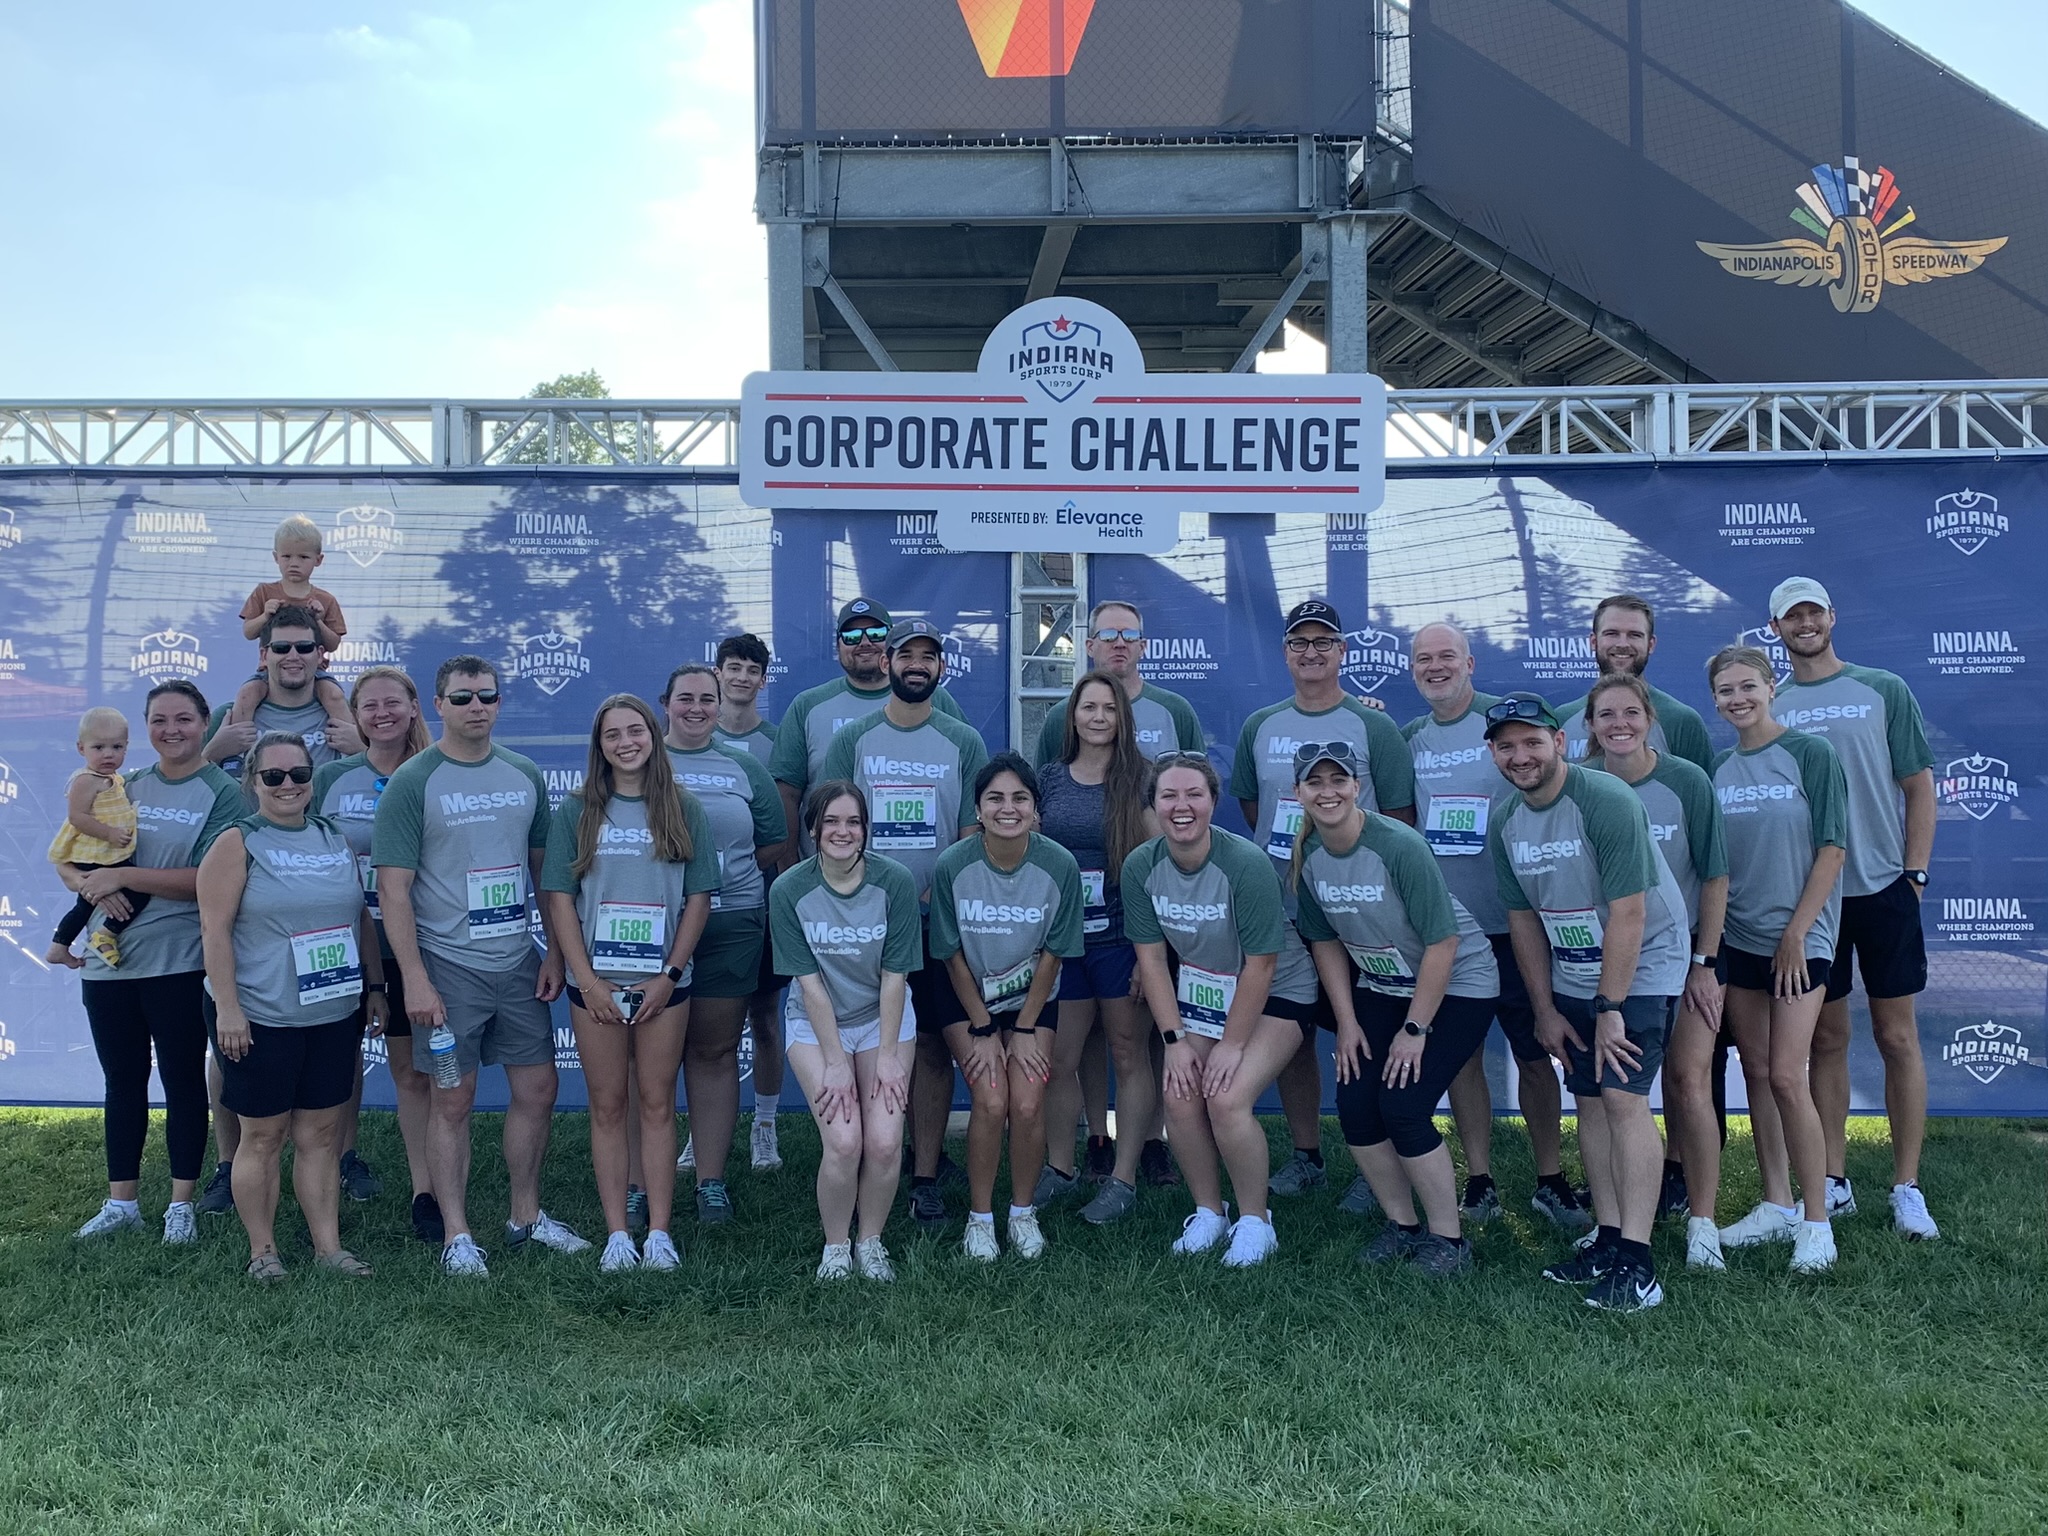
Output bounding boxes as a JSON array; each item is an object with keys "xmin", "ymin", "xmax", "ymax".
[{"xmin": 492, "ymin": 369, "xmax": 636, "ymax": 466}]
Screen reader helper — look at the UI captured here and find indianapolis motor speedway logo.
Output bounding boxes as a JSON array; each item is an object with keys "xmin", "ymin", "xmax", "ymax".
[
  {"xmin": 1005, "ymin": 313, "xmax": 1115, "ymax": 403},
  {"xmin": 1926, "ymin": 489, "xmax": 2005, "ymax": 556},
  {"xmin": 1697, "ymin": 161, "xmax": 2005, "ymax": 314},
  {"xmin": 516, "ymin": 631, "xmax": 591, "ymax": 696},
  {"xmin": 330, "ymin": 504, "xmax": 405, "ymax": 568},
  {"xmin": 1942, "ymin": 1021, "xmax": 2030, "ymax": 1085},
  {"xmin": 1937, "ymin": 753, "xmax": 2019, "ymax": 821}
]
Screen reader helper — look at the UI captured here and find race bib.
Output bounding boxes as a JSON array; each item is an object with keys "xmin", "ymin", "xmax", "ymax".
[
  {"xmin": 1176, "ymin": 964, "xmax": 1237, "ymax": 1039},
  {"xmin": 592, "ymin": 900, "xmax": 665, "ymax": 975},
  {"xmin": 709, "ymin": 849, "xmax": 727, "ymax": 913},
  {"xmin": 465, "ymin": 864, "xmax": 526, "ymax": 940},
  {"xmin": 981, "ymin": 954, "xmax": 1037, "ymax": 1010},
  {"xmin": 1540, "ymin": 906, "xmax": 1606, "ymax": 986},
  {"xmin": 1345, "ymin": 941, "xmax": 1418, "ymax": 997},
  {"xmin": 1264, "ymin": 796, "xmax": 1305, "ymax": 860},
  {"xmin": 1080, "ymin": 868, "xmax": 1109, "ymax": 936},
  {"xmin": 871, "ymin": 782, "xmax": 939, "ymax": 851},
  {"xmin": 356, "ymin": 854, "xmax": 381, "ymax": 922},
  {"xmin": 291, "ymin": 924, "xmax": 361, "ymax": 1007},
  {"xmin": 1423, "ymin": 794, "xmax": 1489, "ymax": 856}
]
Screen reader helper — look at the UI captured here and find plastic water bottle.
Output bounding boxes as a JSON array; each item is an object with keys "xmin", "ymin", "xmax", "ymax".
[{"xmin": 427, "ymin": 1024, "xmax": 461, "ymax": 1088}]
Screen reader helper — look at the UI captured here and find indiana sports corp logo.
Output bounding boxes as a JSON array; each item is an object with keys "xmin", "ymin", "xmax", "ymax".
[
  {"xmin": 1937, "ymin": 753, "xmax": 2018, "ymax": 821},
  {"xmin": 1004, "ymin": 312, "xmax": 1117, "ymax": 403},
  {"xmin": 1698, "ymin": 161, "xmax": 2006, "ymax": 315},
  {"xmin": 131, "ymin": 628, "xmax": 208, "ymax": 686},
  {"xmin": 1942, "ymin": 1021, "xmax": 2030, "ymax": 1085},
  {"xmin": 1340, "ymin": 626, "xmax": 1407, "ymax": 697},
  {"xmin": 1737, "ymin": 626, "xmax": 1792, "ymax": 684},
  {"xmin": 1926, "ymin": 490, "xmax": 2005, "ymax": 556},
  {"xmin": 0, "ymin": 507, "xmax": 20, "ymax": 551},
  {"xmin": 515, "ymin": 631, "xmax": 590, "ymax": 697},
  {"xmin": 329, "ymin": 505, "xmax": 404, "ymax": 568},
  {"xmin": 958, "ymin": 0, "xmax": 1096, "ymax": 79},
  {"xmin": 0, "ymin": 758, "xmax": 18, "ymax": 808}
]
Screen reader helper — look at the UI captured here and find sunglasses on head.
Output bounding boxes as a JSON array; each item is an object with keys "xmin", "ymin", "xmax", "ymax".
[
  {"xmin": 1291, "ymin": 740, "xmax": 1357, "ymax": 768},
  {"xmin": 1091, "ymin": 627, "xmax": 1143, "ymax": 643},
  {"xmin": 1484, "ymin": 697, "xmax": 1556, "ymax": 728},
  {"xmin": 442, "ymin": 688, "xmax": 500, "ymax": 707},
  {"xmin": 839, "ymin": 624, "xmax": 890, "ymax": 645},
  {"xmin": 267, "ymin": 641, "xmax": 318, "ymax": 655},
  {"xmin": 256, "ymin": 765, "xmax": 315, "ymax": 787}
]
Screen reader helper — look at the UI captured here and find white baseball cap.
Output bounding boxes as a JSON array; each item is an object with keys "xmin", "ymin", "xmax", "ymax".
[{"xmin": 1768, "ymin": 576, "xmax": 1833, "ymax": 620}]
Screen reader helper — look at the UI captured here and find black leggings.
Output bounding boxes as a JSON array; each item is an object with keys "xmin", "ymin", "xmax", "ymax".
[
  {"xmin": 81, "ymin": 970, "xmax": 210, "ymax": 1184},
  {"xmin": 1335, "ymin": 989, "xmax": 1493, "ymax": 1158},
  {"xmin": 52, "ymin": 862, "xmax": 150, "ymax": 945}
]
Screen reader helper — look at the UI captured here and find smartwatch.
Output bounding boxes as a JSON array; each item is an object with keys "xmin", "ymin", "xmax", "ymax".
[
  {"xmin": 1401, "ymin": 1019, "xmax": 1432, "ymax": 1038},
  {"xmin": 1690, "ymin": 952, "xmax": 1717, "ymax": 969},
  {"xmin": 664, "ymin": 963, "xmax": 687, "ymax": 984},
  {"xmin": 366, "ymin": 983, "xmax": 388, "ymax": 994},
  {"xmin": 1591, "ymin": 994, "xmax": 1622, "ymax": 1017},
  {"xmin": 1159, "ymin": 1028, "xmax": 1186, "ymax": 1045},
  {"xmin": 1904, "ymin": 869, "xmax": 1929, "ymax": 888}
]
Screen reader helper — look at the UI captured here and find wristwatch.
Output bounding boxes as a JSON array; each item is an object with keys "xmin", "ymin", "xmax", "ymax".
[
  {"xmin": 1159, "ymin": 1028, "xmax": 1186, "ymax": 1045},
  {"xmin": 1690, "ymin": 952, "xmax": 1717, "ymax": 969},
  {"xmin": 1904, "ymin": 869, "xmax": 1929, "ymax": 888},
  {"xmin": 1591, "ymin": 993, "xmax": 1622, "ymax": 1017},
  {"xmin": 1401, "ymin": 1020, "xmax": 1432, "ymax": 1038},
  {"xmin": 664, "ymin": 964, "xmax": 687, "ymax": 984}
]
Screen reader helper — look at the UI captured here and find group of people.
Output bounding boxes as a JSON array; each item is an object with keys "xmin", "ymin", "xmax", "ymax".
[{"xmin": 48, "ymin": 515, "xmax": 1942, "ymax": 1311}]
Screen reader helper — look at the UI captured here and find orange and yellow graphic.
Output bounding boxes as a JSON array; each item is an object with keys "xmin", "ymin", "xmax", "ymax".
[{"xmin": 957, "ymin": 0, "xmax": 1098, "ymax": 78}]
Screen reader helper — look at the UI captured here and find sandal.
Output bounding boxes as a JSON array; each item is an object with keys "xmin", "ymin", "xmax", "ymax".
[
  {"xmin": 245, "ymin": 1253, "xmax": 288, "ymax": 1284},
  {"xmin": 316, "ymin": 1249, "xmax": 374, "ymax": 1278}
]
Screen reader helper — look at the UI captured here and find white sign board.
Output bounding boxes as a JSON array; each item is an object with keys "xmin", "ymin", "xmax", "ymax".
[{"xmin": 740, "ymin": 297, "xmax": 1385, "ymax": 553}]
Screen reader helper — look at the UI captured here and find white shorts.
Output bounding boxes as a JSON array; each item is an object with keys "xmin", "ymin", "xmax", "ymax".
[{"xmin": 784, "ymin": 985, "xmax": 916, "ymax": 1053}]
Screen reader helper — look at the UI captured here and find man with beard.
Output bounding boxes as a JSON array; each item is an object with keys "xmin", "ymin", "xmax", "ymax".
[
  {"xmin": 820, "ymin": 621, "xmax": 991, "ymax": 1225},
  {"xmin": 770, "ymin": 598, "xmax": 965, "ymax": 858},
  {"xmin": 202, "ymin": 607, "xmax": 362, "ymax": 787},
  {"xmin": 1553, "ymin": 595, "xmax": 1713, "ymax": 772},
  {"xmin": 1768, "ymin": 576, "xmax": 1939, "ymax": 1240}
]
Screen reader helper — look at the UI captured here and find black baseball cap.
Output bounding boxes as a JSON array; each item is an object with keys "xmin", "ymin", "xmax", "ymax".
[
  {"xmin": 835, "ymin": 598, "xmax": 892, "ymax": 633},
  {"xmin": 886, "ymin": 618, "xmax": 943, "ymax": 652},
  {"xmin": 1482, "ymin": 691, "xmax": 1564, "ymax": 739},
  {"xmin": 1284, "ymin": 599, "xmax": 1342, "ymax": 634}
]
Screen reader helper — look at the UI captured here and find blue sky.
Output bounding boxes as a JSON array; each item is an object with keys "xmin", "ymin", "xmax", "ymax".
[{"xmin": 0, "ymin": 1, "xmax": 2038, "ymax": 400}]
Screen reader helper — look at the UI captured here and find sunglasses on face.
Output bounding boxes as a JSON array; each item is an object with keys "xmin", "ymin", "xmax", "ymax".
[
  {"xmin": 1484, "ymin": 697, "xmax": 1556, "ymax": 728},
  {"xmin": 256, "ymin": 765, "xmax": 315, "ymax": 787},
  {"xmin": 1284, "ymin": 635, "xmax": 1340, "ymax": 654},
  {"xmin": 442, "ymin": 689, "xmax": 501, "ymax": 707},
  {"xmin": 268, "ymin": 641, "xmax": 318, "ymax": 655},
  {"xmin": 839, "ymin": 625, "xmax": 890, "ymax": 645},
  {"xmin": 1091, "ymin": 627, "xmax": 1143, "ymax": 643},
  {"xmin": 1291, "ymin": 740, "xmax": 1357, "ymax": 768}
]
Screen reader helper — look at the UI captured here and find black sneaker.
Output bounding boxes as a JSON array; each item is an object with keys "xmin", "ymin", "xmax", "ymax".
[
  {"xmin": 339, "ymin": 1150, "xmax": 382, "ymax": 1203},
  {"xmin": 1586, "ymin": 1260, "xmax": 1664, "ymax": 1313},
  {"xmin": 1459, "ymin": 1178, "xmax": 1503, "ymax": 1224},
  {"xmin": 1411, "ymin": 1232, "xmax": 1475, "ymax": 1278},
  {"xmin": 1139, "ymin": 1139, "xmax": 1180, "ymax": 1187},
  {"xmin": 1084, "ymin": 1135, "xmax": 1115, "ymax": 1183},
  {"xmin": 196, "ymin": 1161, "xmax": 235, "ymax": 1216},
  {"xmin": 1657, "ymin": 1165, "xmax": 1690, "ymax": 1221},
  {"xmin": 695, "ymin": 1179, "xmax": 734, "ymax": 1226},
  {"xmin": 908, "ymin": 1179, "xmax": 947, "ymax": 1226},
  {"xmin": 1356, "ymin": 1220, "xmax": 1421, "ymax": 1266},
  {"xmin": 625, "ymin": 1184, "xmax": 649, "ymax": 1232},
  {"xmin": 1542, "ymin": 1240, "xmax": 1614, "ymax": 1287},
  {"xmin": 411, "ymin": 1192, "xmax": 445, "ymax": 1246}
]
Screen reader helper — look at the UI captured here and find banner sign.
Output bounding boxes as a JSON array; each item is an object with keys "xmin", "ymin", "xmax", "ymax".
[{"xmin": 741, "ymin": 298, "xmax": 1386, "ymax": 553}]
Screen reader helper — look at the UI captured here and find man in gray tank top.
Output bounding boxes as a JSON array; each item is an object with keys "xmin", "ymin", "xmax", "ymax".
[
  {"xmin": 203, "ymin": 610, "xmax": 360, "ymax": 783},
  {"xmin": 372, "ymin": 654, "xmax": 587, "ymax": 1275}
]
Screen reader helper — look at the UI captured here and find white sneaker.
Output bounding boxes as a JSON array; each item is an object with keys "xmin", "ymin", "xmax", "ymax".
[
  {"xmin": 1685, "ymin": 1216, "xmax": 1726, "ymax": 1272},
  {"xmin": 750, "ymin": 1118, "xmax": 782, "ymax": 1172},
  {"xmin": 1790, "ymin": 1221, "xmax": 1837, "ymax": 1274},
  {"xmin": 76, "ymin": 1200, "xmax": 143, "ymax": 1240},
  {"xmin": 1006, "ymin": 1207, "xmax": 1047, "ymax": 1260},
  {"xmin": 514, "ymin": 1210, "xmax": 592, "ymax": 1254},
  {"xmin": 599, "ymin": 1231, "xmax": 640, "ymax": 1273},
  {"xmin": 1221, "ymin": 1213, "xmax": 1279, "ymax": 1268},
  {"xmin": 816, "ymin": 1241, "xmax": 854, "ymax": 1280},
  {"xmin": 1826, "ymin": 1176, "xmax": 1857, "ymax": 1218},
  {"xmin": 962, "ymin": 1218, "xmax": 1001, "ymax": 1263},
  {"xmin": 1719, "ymin": 1201, "xmax": 1800, "ymax": 1248},
  {"xmin": 854, "ymin": 1235, "xmax": 895, "ymax": 1282},
  {"xmin": 1890, "ymin": 1182, "xmax": 1940, "ymax": 1240},
  {"xmin": 442, "ymin": 1234, "xmax": 490, "ymax": 1277},
  {"xmin": 676, "ymin": 1134, "xmax": 696, "ymax": 1172},
  {"xmin": 1170, "ymin": 1206, "xmax": 1231, "ymax": 1257},
  {"xmin": 162, "ymin": 1202, "xmax": 197, "ymax": 1246},
  {"xmin": 641, "ymin": 1230, "xmax": 682, "ymax": 1270}
]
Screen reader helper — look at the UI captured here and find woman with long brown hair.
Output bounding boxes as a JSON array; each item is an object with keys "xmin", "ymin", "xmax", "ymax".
[
  {"xmin": 1033, "ymin": 672, "xmax": 1164, "ymax": 1223},
  {"xmin": 541, "ymin": 693, "xmax": 717, "ymax": 1273}
]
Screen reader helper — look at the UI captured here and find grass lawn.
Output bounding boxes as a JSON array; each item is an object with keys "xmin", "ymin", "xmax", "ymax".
[{"xmin": 0, "ymin": 1108, "xmax": 2043, "ymax": 1535}]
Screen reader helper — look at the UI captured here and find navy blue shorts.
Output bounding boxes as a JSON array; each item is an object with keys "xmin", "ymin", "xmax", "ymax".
[
  {"xmin": 1058, "ymin": 943, "xmax": 1137, "ymax": 1002},
  {"xmin": 1557, "ymin": 993, "xmax": 1674, "ymax": 1098}
]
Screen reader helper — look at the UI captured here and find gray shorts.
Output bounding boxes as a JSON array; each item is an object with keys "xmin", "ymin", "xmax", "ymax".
[{"xmin": 415, "ymin": 947, "xmax": 554, "ymax": 1075}]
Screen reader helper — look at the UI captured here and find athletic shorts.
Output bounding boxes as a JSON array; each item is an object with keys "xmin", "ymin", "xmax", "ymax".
[
  {"xmin": 1555, "ymin": 993, "xmax": 1674, "ymax": 1098},
  {"xmin": 413, "ymin": 947, "xmax": 553, "ymax": 1075},
  {"xmin": 1826, "ymin": 874, "xmax": 1928, "ymax": 1002},
  {"xmin": 1487, "ymin": 932, "xmax": 1548, "ymax": 1063},
  {"xmin": 1725, "ymin": 947, "xmax": 1834, "ymax": 997},
  {"xmin": 689, "ymin": 907, "xmax": 765, "ymax": 1000},
  {"xmin": 787, "ymin": 1003, "xmax": 913, "ymax": 1054},
  {"xmin": 1266, "ymin": 992, "xmax": 1320, "ymax": 1041},
  {"xmin": 909, "ymin": 929, "xmax": 954, "ymax": 1036},
  {"xmin": 206, "ymin": 997, "xmax": 364, "ymax": 1118},
  {"xmin": 565, "ymin": 981, "xmax": 688, "ymax": 1015},
  {"xmin": 753, "ymin": 921, "xmax": 784, "ymax": 997},
  {"xmin": 364, "ymin": 960, "xmax": 411, "ymax": 1040},
  {"xmin": 1058, "ymin": 942, "xmax": 1137, "ymax": 1002}
]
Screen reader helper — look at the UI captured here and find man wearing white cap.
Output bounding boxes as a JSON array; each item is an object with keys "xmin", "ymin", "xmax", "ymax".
[{"xmin": 1768, "ymin": 576, "xmax": 1940, "ymax": 1240}]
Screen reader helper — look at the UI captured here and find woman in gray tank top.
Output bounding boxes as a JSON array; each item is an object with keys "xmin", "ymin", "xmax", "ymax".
[{"xmin": 197, "ymin": 732, "xmax": 382, "ymax": 1282}]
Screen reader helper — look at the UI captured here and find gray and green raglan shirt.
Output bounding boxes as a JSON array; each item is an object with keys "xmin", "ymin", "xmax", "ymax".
[
  {"xmin": 313, "ymin": 752, "xmax": 395, "ymax": 948},
  {"xmin": 1713, "ymin": 729, "xmax": 1848, "ymax": 962},
  {"xmin": 80, "ymin": 763, "xmax": 243, "ymax": 982},
  {"xmin": 769, "ymin": 853, "xmax": 923, "ymax": 1032},
  {"xmin": 1034, "ymin": 677, "xmax": 1205, "ymax": 765},
  {"xmin": 665, "ymin": 741, "xmax": 786, "ymax": 912},
  {"xmin": 1294, "ymin": 816, "xmax": 1499, "ymax": 1000},
  {"xmin": 1770, "ymin": 663, "xmax": 1932, "ymax": 898},
  {"xmin": 370, "ymin": 744, "xmax": 551, "ymax": 969},
  {"xmin": 1402, "ymin": 693, "xmax": 1512, "ymax": 934},
  {"xmin": 817, "ymin": 710, "xmax": 989, "ymax": 900},
  {"xmin": 1591, "ymin": 753, "xmax": 1727, "ymax": 936},
  {"xmin": 769, "ymin": 676, "xmax": 963, "ymax": 853},
  {"xmin": 1556, "ymin": 683, "xmax": 1714, "ymax": 773},
  {"xmin": 714, "ymin": 719, "xmax": 778, "ymax": 771},
  {"xmin": 540, "ymin": 791, "xmax": 719, "ymax": 984},
  {"xmin": 1488, "ymin": 764, "xmax": 1690, "ymax": 1000},
  {"xmin": 928, "ymin": 832, "xmax": 1086, "ymax": 1012}
]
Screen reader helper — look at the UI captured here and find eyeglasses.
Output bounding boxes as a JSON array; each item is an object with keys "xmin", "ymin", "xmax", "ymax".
[
  {"xmin": 1090, "ymin": 627, "xmax": 1143, "ymax": 643},
  {"xmin": 442, "ymin": 688, "xmax": 501, "ymax": 707},
  {"xmin": 839, "ymin": 625, "xmax": 890, "ymax": 645},
  {"xmin": 1284, "ymin": 635, "xmax": 1340, "ymax": 654},
  {"xmin": 1484, "ymin": 697, "xmax": 1557, "ymax": 729},
  {"xmin": 1291, "ymin": 740, "xmax": 1357, "ymax": 768},
  {"xmin": 256, "ymin": 765, "xmax": 315, "ymax": 787},
  {"xmin": 267, "ymin": 641, "xmax": 318, "ymax": 655}
]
